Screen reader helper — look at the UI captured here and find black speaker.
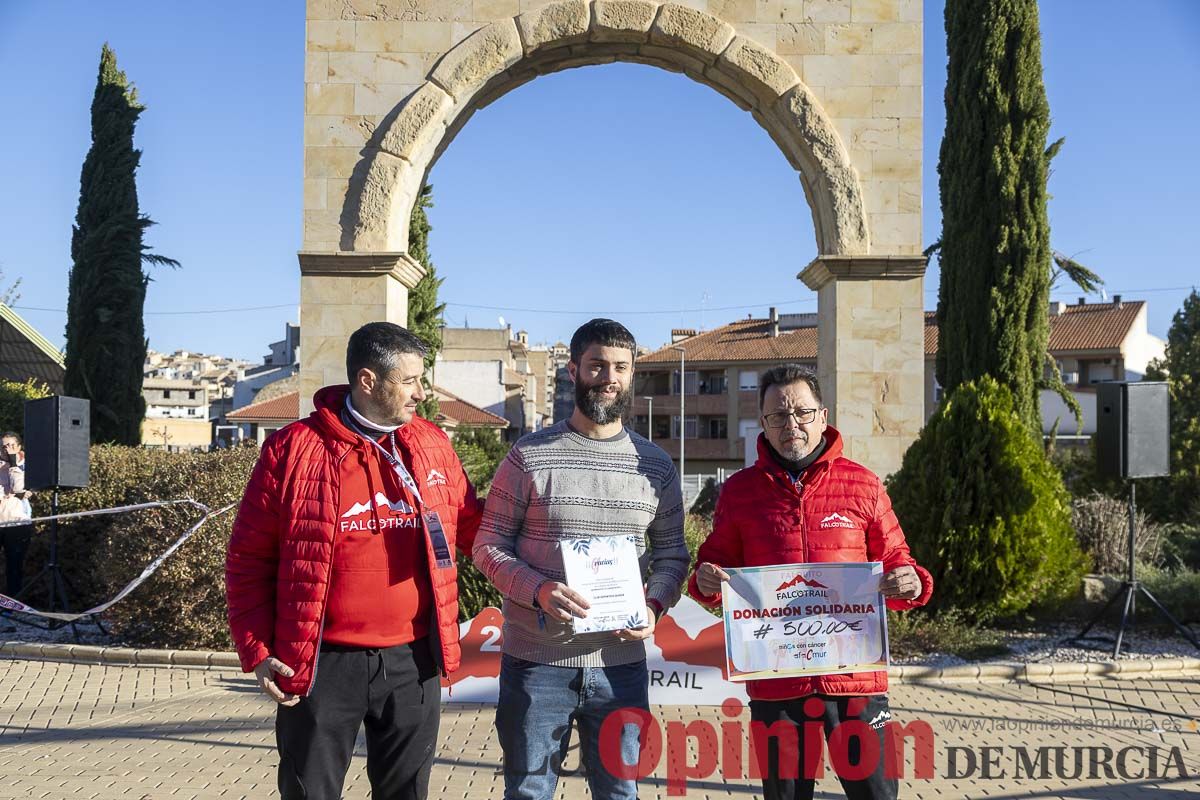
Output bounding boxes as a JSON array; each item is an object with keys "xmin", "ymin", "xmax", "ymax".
[
  {"xmin": 23, "ymin": 396, "xmax": 91, "ymax": 490},
  {"xmin": 1096, "ymin": 382, "xmax": 1169, "ymax": 480}
]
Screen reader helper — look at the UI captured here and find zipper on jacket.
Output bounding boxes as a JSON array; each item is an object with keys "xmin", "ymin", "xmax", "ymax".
[{"xmin": 307, "ymin": 445, "xmax": 353, "ymax": 697}]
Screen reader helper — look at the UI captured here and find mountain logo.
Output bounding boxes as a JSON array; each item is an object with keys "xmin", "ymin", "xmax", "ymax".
[
  {"xmin": 426, "ymin": 469, "xmax": 448, "ymax": 487},
  {"xmin": 341, "ymin": 492, "xmax": 414, "ymax": 517},
  {"xmin": 775, "ymin": 574, "xmax": 828, "ymax": 592},
  {"xmin": 820, "ymin": 512, "xmax": 856, "ymax": 529},
  {"xmin": 867, "ymin": 709, "xmax": 892, "ymax": 729}
]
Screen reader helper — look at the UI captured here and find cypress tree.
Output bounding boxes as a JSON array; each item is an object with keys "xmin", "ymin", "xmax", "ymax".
[
  {"xmin": 935, "ymin": 0, "xmax": 1052, "ymax": 434},
  {"xmin": 65, "ymin": 44, "xmax": 177, "ymax": 445},
  {"xmin": 407, "ymin": 183, "xmax": 445, "ymax": 420}
]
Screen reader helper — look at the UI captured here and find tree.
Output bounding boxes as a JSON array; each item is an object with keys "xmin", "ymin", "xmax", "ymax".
[
  {"xmin": 935, "ymin": 0, "xmax": 1054, "ymax": 435},
  {"xmin": 0, "ymin": 265, "xmax": 21, "ymax": 306},
  {"xmin": 406, "ymin": 183, "xmax": 445, "ymax": 420},
  {"xmin": 1145, "ymin": 289, "xmax": 1200, "ymax": 521},
  {"xmin": 0, "ymin": 379, "xmax": 52, "ymax": 436},
  {"xmin": 887, "ymin": 378, "xmax": 1087, "ymax": 620},
  {"xmin": 65, "ymin": 44, "xmax": 178, "ymax": 445}
]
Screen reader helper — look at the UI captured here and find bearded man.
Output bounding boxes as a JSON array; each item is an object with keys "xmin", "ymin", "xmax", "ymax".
[{"xmin": 473, "ymin": 318, "xmax": 688, "ymax": 800}]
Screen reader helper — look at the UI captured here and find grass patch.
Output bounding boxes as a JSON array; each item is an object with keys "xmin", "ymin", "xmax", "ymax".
[{"xmin": 888, "ymin": 609, "xmax": 1010, "ymax": 660}]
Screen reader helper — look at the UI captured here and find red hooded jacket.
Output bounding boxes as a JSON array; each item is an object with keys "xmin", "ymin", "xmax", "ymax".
[
  {"xmin": 687, "ymin": 427, "xmax": 932, "ymax": 700},
  {"xmin": 226, "ymin": 385, "xmax": 483, "ymax": 695}
]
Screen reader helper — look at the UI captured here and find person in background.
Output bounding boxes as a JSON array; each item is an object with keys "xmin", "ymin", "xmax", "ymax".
[{"xmin": 1, "ymin": 432, "xmax": 33, "ymax": 615}]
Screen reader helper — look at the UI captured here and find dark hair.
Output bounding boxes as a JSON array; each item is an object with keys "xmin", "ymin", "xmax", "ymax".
[
  {"xmin": 759, "ymin": 364, "xmax": 822, "ymax": 409},
  {"xmin": 569, "ymin": 318, "xmax": 637, "ymax": 364},
  {"xmin": 346, "ymin": 322, "xmax": 429, "ymax": 383},
  {"xmin": 0, "ymin": 432, "xmax": 19, "ymax": 446}
]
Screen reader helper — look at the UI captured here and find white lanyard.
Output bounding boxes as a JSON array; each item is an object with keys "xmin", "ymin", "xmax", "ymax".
[{"xmin": 365, "ymin": 432, "xmax": 423, "ymax": 507}]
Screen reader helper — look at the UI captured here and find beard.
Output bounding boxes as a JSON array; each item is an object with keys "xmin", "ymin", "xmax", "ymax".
[
  {"xmin": 575, "ymin": 380, "xmax": 633, "ymax": 425},
  {"xmin": 775, "ymin": 430, "xmax": 814, "ymax": 462}
]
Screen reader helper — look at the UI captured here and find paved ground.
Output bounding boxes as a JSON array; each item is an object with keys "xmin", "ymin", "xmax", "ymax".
[{"xmin": 0, "ymin": 658, "xmax": 1198, "ymax": 799}]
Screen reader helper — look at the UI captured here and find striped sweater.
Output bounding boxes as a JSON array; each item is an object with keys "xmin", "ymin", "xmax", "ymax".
[{"xmin": 472, "ymin": 421, "xmax": 689, "ymax": 667}]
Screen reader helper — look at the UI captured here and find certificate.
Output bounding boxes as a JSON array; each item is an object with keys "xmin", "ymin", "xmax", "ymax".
[
  {"xmin": 721, "ymin": 562, "xmax": 888, "ymax": 681},
  {"xmin": 561, "ymin": 535, "xmax": 648, "ymax": 634}
]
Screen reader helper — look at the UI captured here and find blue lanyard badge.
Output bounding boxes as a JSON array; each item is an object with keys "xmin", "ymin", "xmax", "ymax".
[{"xmin": 424, "ymin": 511, "xmax": 454, "ymax": 569}]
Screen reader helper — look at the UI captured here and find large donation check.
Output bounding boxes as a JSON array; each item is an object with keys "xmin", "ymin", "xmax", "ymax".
[
  {"xmin": 721, "ymin": 562, "xmax": 888, "ymax": 681},
  {"xmin": 561, "ymin": 534, "xmax": 648, "ymax": 634}
]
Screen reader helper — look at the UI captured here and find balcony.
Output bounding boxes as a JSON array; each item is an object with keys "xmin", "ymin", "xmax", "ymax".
[
  {"xmin": 650, "ymin": 437, "xmax": 744, "ymax": 461},
  {"xmin": 631, "ymin": 393, "xmax": 728, "ymax": 416}
]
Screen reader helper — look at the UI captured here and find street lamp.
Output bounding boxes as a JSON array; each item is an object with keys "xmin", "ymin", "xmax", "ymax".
[
  {"xmin": 671, "ymin": 345, "xmax": 686, "ymax": 492},
  {"xmin": 643, "ymin": 396, "xmax": 654, "ymax": 442}
]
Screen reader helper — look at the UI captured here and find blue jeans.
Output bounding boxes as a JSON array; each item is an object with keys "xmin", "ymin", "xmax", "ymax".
[{"xmin": 495, "ymin": 653, "xmax": 649, "ymax": 800}]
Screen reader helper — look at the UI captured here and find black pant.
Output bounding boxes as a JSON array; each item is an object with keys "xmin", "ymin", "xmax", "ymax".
[
  {"xmin": 276, "ymin": 639, "xmax": 441, "ymax": 800},
  {"xmin": 2, "ymin": 524, "xmax": 33, "ymax": 598},
  {"xmin": 750, "ymin": 694, "xmax": 898, "ymax": 800}
]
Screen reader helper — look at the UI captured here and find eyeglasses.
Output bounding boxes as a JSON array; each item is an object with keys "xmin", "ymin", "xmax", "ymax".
[{"xmin": 762, "ymin": 408, "xmax": 820, "ymax": 428}]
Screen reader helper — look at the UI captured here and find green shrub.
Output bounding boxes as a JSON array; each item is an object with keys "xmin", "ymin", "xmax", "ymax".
[
  {"xmin": 1072, "ymin": 491, "xmax": 1164, "ymax": 574},
  {"xmin": 451, "ymin": 427, "xmax": 511, "ymax": 497},
  {"xmin": 1137, "ymin": 564, "xmax": 1200, "ymax": 625},
  {"xmin": 13, "ymin": 442, "xmax": 518, "ymax": 646},
  {"xmin": 887, "ymin": 377, "xmax": 1088, "ymax": 621},
  {"xmin": 887, "ymin": 608, "xmax": 1009, "ymax": 660},
  {"xmin": 22, "ymin": 445, "xmax": 257, "ymax": 649},
  {"xmin": 1162, "ymin": 523, "xmax": 1200, "ymax": 571},
  {"xmin": 0, "ymin": 378, "xmax": 52, "ymax": 436}
]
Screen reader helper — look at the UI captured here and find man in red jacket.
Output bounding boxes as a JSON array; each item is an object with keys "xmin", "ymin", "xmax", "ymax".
[
  {"xmin": 226, "ymin": 322, "xmax": 483, "ymax": 800},
  {"xmin": 688, "ymin": 364, "xmax": 932, "ymax": 800}
]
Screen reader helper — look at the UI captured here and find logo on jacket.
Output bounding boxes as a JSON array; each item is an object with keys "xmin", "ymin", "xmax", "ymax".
[
  {"xmin": 820, "ymin": 512, "xmax": 857, "ymax": 529},
  {"xmin": 426, "ymin": 468, "xmax": 448, "ymax": 487},
  {"xmin": 340, "ymin": 492, "xmax": 417, "ymax": 532},
  {"xmin": 867, "ymin": 709, "xmax": 892, "ymax": 730}
]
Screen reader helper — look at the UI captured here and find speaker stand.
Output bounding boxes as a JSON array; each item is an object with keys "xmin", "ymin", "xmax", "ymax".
[
  {"xmin": 9, "ymin": 490, "xmax": 108, "ymax": 639},
  {"xmin": 1071, "ymin": 482, "xmax": 1200, "ymax": 657}
]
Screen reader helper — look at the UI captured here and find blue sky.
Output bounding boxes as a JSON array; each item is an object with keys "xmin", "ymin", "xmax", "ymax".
[{"xmin": 1, "ymin": 1, "xmax": 1196, "ymax": 362}]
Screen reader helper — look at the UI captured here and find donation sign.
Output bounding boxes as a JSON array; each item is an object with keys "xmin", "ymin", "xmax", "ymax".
[
  {"xmin": 561, "ymin": 534, "xmax": 648, "ymax": 634},
  {"xmin": 721, "ymin": 562, "xmax": 888, "ymax": 681}
]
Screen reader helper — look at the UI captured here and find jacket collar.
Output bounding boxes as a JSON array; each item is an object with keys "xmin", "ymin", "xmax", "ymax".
[{"xmin": 754, "ymin": 426, "xmax": 844, "ymax": 484}]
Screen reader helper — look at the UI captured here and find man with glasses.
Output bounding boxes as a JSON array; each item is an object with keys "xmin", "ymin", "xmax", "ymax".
[{"xmin": 687, "ymin": 364, "xmax": 932, "ymax": 800}]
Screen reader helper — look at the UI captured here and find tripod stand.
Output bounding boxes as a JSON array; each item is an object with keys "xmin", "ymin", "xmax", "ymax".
[
  {"xmin": 1071, "ymin": 481, "xmax": 1200, "ymax": 657},
  {"xmin": 10, "ymin": 489, "xmax": 104, "ymax": 637}
]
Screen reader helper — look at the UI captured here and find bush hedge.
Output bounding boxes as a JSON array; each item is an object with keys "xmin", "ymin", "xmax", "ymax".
[{"xmin": 886, "ymin": 377, "xmax": 1088, "ymax": 621}]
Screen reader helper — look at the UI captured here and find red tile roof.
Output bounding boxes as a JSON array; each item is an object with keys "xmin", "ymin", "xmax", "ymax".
[
  {"xmin": 923, "ymin": 301, "xmax": 1143, "ymax": 355},
  {"xmin": 433, "ymin": 389, "xmax": 508, "ymax": 428},
  {"xmin": 226, "ymin": 388, "xmax": 508, "ymax": 429},
  {"xmin": 638, "ymin": 318, "xmax": 818, "ymax": 365},
  {"xmin": 226, "ymin": 391, "xmax": 299, "ymax": 422},
  {"xmin": 641, "ymin": 301, "xmax": 1144, "ymax": 365}
]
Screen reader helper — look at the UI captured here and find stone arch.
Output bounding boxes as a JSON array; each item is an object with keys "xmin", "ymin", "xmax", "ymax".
[{"xmin": 338, "ymin": 0, "xmax": 870, "ymax": 257}]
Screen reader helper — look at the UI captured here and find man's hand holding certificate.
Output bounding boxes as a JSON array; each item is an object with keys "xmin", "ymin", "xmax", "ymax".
[{"xmin": 560, "ymin": 534, "xmax": 648, "ymax": 634}]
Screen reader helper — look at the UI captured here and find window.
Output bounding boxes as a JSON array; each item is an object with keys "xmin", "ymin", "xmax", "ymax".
[
  {"xmin": 188, "ymin": 390, "xmax": 196, "ymax": 400},
  {"xmin": 708, "ymin": 418, "xmax": 728, "ymax": 439},
  {"xmin": 739, "ymin": 370, "xmax": 759, "ymax": 391},
  {"xmin": 671, "ymin": 415, "xmax": 698, "ymax": 440},
  {"xmin": 671, "ymin": 370, "xmax": 698, "ymax": 396},
  {"xmin": 163, "ymin": 389, "xmax": 171, "ymax": 399}
]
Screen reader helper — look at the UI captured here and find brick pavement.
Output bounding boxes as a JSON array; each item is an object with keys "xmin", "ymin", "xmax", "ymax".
[{"xmin": 1, "ymin": 658, "xmax": 1198, "ymax": 799}]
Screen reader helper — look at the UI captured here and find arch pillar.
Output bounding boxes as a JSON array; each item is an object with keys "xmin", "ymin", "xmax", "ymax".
[
  {"xmin": 800, "ymin": 255, "xmax": 927, "ymax": 477},
  {"xmin": 297, "ymin": 251, "xmax": 426, "ymax": 415}
]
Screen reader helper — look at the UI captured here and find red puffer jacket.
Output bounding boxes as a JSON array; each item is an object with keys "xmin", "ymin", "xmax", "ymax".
[
  {"xmin": 226, "ymin": 385, "xmax": 483, "ymax": 696},
  {"xmin": 688, "ymin": 427, "xmax": 932, "ymax": 701}
]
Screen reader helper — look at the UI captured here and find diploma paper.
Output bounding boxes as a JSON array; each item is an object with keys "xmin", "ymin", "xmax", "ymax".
[
  {"xmin": 721, "ymin": 562, "xmax": 888, "ymax": 681},
  {"xmin": 561, "ymin": 535, "xmax": 648, "ymax": 634}
]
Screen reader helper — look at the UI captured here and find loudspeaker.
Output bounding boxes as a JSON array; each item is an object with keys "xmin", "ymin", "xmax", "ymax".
[
  {"xmin": 23, "ymin": 396, "xmax": 91, "ymax": 490},
  {"xmin": 1096, "ymin": 382, "xmax": 1169, "ymax": 480}
]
